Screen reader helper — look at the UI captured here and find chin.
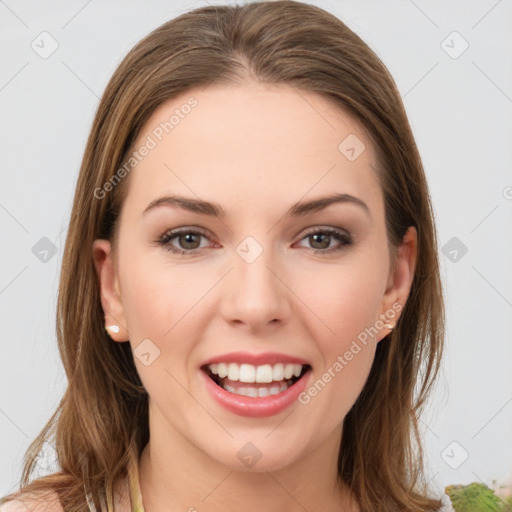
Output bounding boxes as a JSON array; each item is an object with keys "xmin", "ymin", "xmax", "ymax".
[{"xmin": 205, "ymin": 439, "xmax": 307, "ymax": 473}]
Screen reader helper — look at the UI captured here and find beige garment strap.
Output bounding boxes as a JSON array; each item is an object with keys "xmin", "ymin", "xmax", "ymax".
[
  {"xmin": 127, "ymin": 446, "xmax": 145, "ymax": 512},
  {"xmin": 84, "ymin": 486, "xmax": 107, "ymax": 512}
]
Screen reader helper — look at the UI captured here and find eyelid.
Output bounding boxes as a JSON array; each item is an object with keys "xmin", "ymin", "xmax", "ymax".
[
  {"xmin": 157, "ymin": 225, "xmax": 350, "ymax": 243},
  {"xmin": 295, "ymin": 226, "xmax": 353, "ymax": 250},
  {"xmin": 158, "ymin": 226, "xmax": 214, "ymax": 245},
  {"xmin": 156, "ymin": 224, "xmax": 353, "ymax": 256}
]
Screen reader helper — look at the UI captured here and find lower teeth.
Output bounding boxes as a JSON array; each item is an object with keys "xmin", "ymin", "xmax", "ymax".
[{"xmin": 223, "ymin": 381, "xmax": 291, "ymax": 397}]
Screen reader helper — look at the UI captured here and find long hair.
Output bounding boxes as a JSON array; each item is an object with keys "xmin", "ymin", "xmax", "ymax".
[{"xmin": 1, "ymin": 2, "xmax": 444, "ymax": 511}]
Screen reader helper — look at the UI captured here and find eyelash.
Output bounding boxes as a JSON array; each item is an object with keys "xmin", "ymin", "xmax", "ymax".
[{"xmin": 156, "ymin": 227, "xmax": 353, "ymax": 256}]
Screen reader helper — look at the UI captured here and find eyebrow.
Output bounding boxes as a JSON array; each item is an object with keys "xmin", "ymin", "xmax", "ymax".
[{"xmin": 142, "ymin": 192, "xmax": 370, "ymax": 219}]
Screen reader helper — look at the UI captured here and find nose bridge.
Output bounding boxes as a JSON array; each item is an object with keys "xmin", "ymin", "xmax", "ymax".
[{"xmin": 221, "ymin": 234, "xmax": 290, "ymax": 328}]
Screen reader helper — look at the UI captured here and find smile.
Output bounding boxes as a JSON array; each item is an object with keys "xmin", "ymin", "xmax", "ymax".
[
  {"xmin": 199, "ymin": 351, "xmax": 313, "ymax": 417},
  {"xmin": 204, "ymin": 362, "xmax": 310, "ymax": 397}
]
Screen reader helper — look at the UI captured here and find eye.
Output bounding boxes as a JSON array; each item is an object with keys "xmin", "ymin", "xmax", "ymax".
[
  {"xmin": 295, "ymin": 227, "xmax": 353, "ymax": 255},
  {"xmin": 157, "ymin": 228, "xmax": 214, "ymax": 255},
  {"xmin": 155, "ymin": 226, "xmax": 353, "ymax": 256}
]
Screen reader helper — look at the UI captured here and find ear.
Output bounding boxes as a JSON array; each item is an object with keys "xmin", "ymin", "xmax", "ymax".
[
  {"xmin": 377, "ymin": 226, "xmax": 417, "ymax": 341},
  {"xmin": 92, "ymin": 239, "xmax": 129, "ymax": 342}
]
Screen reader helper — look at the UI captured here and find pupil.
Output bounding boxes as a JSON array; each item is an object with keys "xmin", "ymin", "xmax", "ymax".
[
  {"xmin": 181, "ymin": 234, "xmax": 199, "ymax": 249},
  {"xmin": 312, "ymin": 233, "xmax": 329, "ymax": 249}
]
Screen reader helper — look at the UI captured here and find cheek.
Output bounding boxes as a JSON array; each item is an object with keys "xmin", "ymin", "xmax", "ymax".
[
  {"xmin": 298, "ymin": 310, "xmax": 377, "ymax": 429},
  {"xmin": 120, "ymin": 246, "xmax": 206, "ymax": 338},
  {"xmin": 119, "ymin": 260, "xmax": 202, "ymax": 409},
  {"xmin": 305, "ymin": 344, "xmax": 376, "ymax": 432},
  {"xmin": 330, "ymin": 341, "xmax": 376, "ymax": 404},
  {"xmin": 119, "ymin": 253, "xmax": 214, "ymax": 395},
  {"xmin": 294, "ymin": 260, "xmax": 385, "ymax": 343},
  {"xmin": 294, "ymin": 264, "xmax": 382, "ymax": 419}
]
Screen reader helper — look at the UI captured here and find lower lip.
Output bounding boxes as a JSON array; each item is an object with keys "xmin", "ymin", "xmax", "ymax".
[{"xmin": 200, "ymin": 369, "xmax": 311, "ymax": 418}]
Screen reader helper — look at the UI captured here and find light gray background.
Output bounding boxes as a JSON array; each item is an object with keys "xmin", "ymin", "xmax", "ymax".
[{"xmin": 1, "ymin": 0, "xmax": 511, "ymax": 500}]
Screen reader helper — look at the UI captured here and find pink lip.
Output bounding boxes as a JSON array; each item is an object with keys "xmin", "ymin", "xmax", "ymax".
[
  {"xmin": 200, "ymin": 367, "xmax": 312, "ymax": 417},
  {"xmin": 200, "ymin": 351, "xmax": 311, "ymax": 367}
]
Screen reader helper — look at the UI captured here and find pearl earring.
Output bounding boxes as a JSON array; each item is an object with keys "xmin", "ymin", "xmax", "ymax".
[
  {"xmin": 383, "ymin": 323, "xmax": 395, "ymax": 330},
  {"xmin": 106, "ymin": 325, "xmax": 120, "ymax": 334}
]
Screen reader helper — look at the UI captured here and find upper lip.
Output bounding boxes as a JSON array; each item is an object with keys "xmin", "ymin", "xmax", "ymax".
[{"xmin": 201, "ymin": 351, "xmax": 311, "ymax": 368}]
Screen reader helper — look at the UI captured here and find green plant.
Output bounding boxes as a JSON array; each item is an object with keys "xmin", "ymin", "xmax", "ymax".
[{"xmin": 445, "ymin": 483, "xmax": 503, "ymax": 512}]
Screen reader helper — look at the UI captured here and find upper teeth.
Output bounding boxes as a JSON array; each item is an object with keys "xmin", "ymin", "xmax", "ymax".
[{"xmin": 208, "ymin": 363, "xmax": 303, "ymax": 383}]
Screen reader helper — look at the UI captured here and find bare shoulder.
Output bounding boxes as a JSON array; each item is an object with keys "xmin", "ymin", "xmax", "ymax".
[{"xmin": 0, "ymin": 490, "xmax": 64, "ymax": 512}]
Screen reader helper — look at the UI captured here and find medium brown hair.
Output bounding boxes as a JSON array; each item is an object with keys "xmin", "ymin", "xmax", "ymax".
[{"xmin": 1, "ymin": 2, "xmax": 445, "ymax": 511}]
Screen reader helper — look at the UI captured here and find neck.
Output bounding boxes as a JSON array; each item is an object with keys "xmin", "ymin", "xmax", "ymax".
[{"xmin": 138, "ymin": 407, "xmax": 358, "ymax": 512}]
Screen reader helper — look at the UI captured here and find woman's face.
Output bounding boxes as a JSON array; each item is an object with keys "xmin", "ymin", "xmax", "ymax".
[{"xmin": 93, "ymin": 81, "xmax": 416, "ymax": 472}]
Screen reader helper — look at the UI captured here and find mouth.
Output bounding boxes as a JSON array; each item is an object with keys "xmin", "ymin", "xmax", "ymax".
[{"xmin": 201, "ymin": 362, "xmax": 312, "ymax": 398}]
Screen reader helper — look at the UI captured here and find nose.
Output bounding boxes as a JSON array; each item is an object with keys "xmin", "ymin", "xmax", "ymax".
[{"xmin": 219, "ymin": 243, "xmax": 291, "ymax": 332}]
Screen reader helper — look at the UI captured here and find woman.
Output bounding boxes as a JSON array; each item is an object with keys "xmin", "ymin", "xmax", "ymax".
[{"xmin": 0, "ymin": 1, "xmax": 449, "ymax": 511}]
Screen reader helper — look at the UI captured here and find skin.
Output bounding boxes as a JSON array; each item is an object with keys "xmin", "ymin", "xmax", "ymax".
[{"xmin": 92, "ymin": 80, "xmax": 417, "ymax": 512}]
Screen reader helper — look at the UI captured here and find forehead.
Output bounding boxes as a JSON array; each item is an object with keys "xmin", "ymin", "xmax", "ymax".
[{"xmin": 124, "ymin": 81, "xmax": 382, "ymax": 217}]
